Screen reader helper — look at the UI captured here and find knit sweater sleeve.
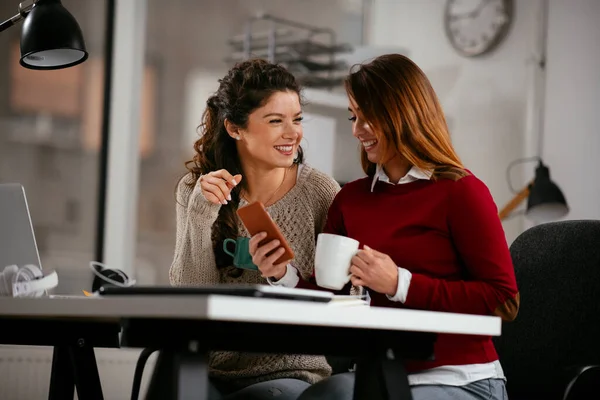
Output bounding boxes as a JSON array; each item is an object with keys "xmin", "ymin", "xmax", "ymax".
[
  {"xmin": 296, "ymin": 185, "xmax": 352, "ymax": 294},
  {"xmin": 309, "ymin": 170, "xmax": 341, "ymax": 238},
  {"xmin": 291, "ymin": 169, "xmax": 339, "ymax": 286},
  {"xmin": 322, "ymin": 189, "xmax": 346, "ymax": 236},
  {"xmin": 403, "ymin": 175, "xmax": 520, "ymax": 321},
  {"xmin": 168, "ymin": 173, "xmax": 222, "ymax": 286}
]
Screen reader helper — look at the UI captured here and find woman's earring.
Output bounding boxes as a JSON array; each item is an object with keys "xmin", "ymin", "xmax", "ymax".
[{"xmin": 235, "ymin": 136, "xmax": 241, "ymax": 141}]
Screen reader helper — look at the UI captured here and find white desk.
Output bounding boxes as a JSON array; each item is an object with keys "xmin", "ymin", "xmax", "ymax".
[
  {"xmin": 0, "ymin": 295, "xmax": 501, "ymax": 400},
  {"xmin": 0, "ymin": 295, "xmax": 501, "ymax": 335}
]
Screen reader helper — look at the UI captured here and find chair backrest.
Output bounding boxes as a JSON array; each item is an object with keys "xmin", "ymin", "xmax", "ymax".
[{"xmin": 495, "ymin": 220, "xmax": 600, "ymax": 399}]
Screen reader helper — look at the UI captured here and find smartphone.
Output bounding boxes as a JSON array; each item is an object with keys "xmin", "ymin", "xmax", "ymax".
[{"xmin": 236, "ymin": 201, "xmax": 295, "ymax": 265}]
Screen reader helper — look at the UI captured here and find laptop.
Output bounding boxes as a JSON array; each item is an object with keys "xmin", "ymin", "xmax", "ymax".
[
  {"xmin": 98, "ymin": 284, "xmax": 334, "ymax": 303},
  {"xmin": 0, "ymin": 183, "xmax": 43, "ymax": 269}
]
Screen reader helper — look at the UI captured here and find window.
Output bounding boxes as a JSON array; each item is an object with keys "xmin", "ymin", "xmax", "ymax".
[{"xmin": 0, "ymin": 0, "xmax": 107, "ymax": 293}]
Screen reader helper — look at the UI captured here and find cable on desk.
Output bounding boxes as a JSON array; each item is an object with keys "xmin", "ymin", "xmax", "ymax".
[{"xmin": 131, "ymin": 347, "xmax": 158, "ymax": 400}]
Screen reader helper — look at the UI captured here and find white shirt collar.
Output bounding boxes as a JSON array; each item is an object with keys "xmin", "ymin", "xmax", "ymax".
[{"xmin": 370, "ymin": 165, "xmax": 433, "ymax": 192}]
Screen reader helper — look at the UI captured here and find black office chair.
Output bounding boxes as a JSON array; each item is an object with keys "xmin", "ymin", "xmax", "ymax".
[{"xmin": 495, "ymin": 220, "xmax": 600, "ymax": 400}]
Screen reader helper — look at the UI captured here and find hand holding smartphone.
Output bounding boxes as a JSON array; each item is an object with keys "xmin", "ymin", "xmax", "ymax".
[{"xmin": 236, "ymin": 201, "xmax": 294, "ymax": 265}]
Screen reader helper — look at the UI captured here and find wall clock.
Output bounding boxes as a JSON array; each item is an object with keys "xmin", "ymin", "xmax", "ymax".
[{"xmin": 444, "ymin": 0, "xmax": 514, "ymax": 57}]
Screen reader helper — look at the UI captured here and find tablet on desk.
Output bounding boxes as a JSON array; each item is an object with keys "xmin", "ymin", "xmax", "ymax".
[{"xmin": 98, "ymin": 285, "xmax": 334, "ymax": 303}]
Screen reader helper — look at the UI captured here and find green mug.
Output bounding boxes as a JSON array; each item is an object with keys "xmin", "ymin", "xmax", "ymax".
[{"xmin": 223, "ymin": 237, "xmax": 259, "ymax": 271}]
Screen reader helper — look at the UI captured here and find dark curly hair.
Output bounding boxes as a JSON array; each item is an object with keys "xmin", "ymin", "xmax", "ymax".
[{"xmin": 184, "ymin": 59, "xmax": 305, "ymax": 270}]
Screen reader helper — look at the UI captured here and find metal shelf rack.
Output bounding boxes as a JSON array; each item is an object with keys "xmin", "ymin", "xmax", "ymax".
[{"xmin": 226, "ymin": 13, "xmax": 354, "ymax": 89}]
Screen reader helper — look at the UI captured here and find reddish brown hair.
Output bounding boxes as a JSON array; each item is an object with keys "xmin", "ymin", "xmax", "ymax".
[{"xmin": 344, "ymin": 53, "xmax": 467, "ymax": 180}]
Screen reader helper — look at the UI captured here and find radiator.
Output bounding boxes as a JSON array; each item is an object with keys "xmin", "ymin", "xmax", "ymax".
[{"xmin": 0, "ymin": 345, "xmax": 156, "ymax": 400}]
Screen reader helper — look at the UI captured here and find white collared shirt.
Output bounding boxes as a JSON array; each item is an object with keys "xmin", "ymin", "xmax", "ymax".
[
  {"xmin": 371, "ymin": 164, "xmax": 433, "ymax": 192},
  {"xmin": 270, "ymin": 164, "xmax": 505, "ymax": 386}
]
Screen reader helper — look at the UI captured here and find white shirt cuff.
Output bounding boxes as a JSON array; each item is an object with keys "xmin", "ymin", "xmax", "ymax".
[
  {"xmin": 386, "ymin": 267, "xmax": 412, "ymax": 303},
  {"xmin": 267, "ymin": 264, "xmax": 300, "ymax": 288}
]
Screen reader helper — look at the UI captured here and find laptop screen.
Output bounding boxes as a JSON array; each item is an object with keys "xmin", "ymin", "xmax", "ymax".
[{"xmin": 0, "ymin": 183, "xmax": 42, "ymax": 269}]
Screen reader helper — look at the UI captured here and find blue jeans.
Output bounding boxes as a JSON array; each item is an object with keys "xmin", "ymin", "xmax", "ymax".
[
  {"xmin": 296, "ymin": 372, "xmax": 508, "ymax": 400},
  {"xmin": 209, "ymin": 378, "xmax": 311, "ymax": 400}
]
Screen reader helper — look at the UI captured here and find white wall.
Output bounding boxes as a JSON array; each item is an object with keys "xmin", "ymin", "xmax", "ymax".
[
  {"xmin": 303, "ymin": 101, "xmax": 366, "ymax": 184},
  {"xmin": 182, "ymin": 70, "xmax": 222, "ymax": 158},
  {"xmin": 104, "ymin": 0, "xmax": 147, "ymax": 278},
  {"xmin": 302, "ymin": 113, "xmax": 337, "ymax": 177},
  {"xmin": 542, "ymin": 0, "xmax": 600, "ymax": 221},
  {"xmin": 367, "ymin": 0, "xmax": 547, "ymax": 243}
]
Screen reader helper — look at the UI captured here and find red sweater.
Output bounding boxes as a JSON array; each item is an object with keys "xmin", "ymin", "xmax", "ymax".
[{"xmin": 297, "ymin": 173, "xmax": 519, "ymax": 373}]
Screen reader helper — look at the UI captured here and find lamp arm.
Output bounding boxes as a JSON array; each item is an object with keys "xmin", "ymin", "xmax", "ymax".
[
  {"xmin": 0, "ymin": 0, "xmax": 37, "ymax": 33},
  {"xmin": 0, "ymin": 13, "xmax": 23, "ymax": 33},
  {"xmin": 506, "ymin": 156, "xmax": 541, "ymax": 193},
  {"xmin": 499, "ymin": 183, "xmax": 531, "ymax": 221}
]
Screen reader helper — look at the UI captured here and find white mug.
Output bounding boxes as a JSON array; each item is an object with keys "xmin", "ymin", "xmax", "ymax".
[{"xmin": 315, "ymin": 233, "xmax": 360, "ymax": 290}]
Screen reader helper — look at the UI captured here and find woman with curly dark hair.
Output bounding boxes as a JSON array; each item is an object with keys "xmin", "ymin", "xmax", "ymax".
[{"xmin": 169, "ymin": 58, "xmax": 340, "ymax": 399}]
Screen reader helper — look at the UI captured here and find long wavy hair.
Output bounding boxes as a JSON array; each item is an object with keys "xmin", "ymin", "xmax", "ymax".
[
  {"xmin": 184, "ymin": 59, "xmax": 304, "ymax": 270},
  {"xmin": 344, "ymin": 53, "xmax": 467, "ymax": 181}
]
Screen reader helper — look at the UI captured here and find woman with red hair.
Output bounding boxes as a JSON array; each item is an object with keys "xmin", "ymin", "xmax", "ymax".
[{"xmin": 292, "ymin": 54, "xmax": 519, "ymax": 400}]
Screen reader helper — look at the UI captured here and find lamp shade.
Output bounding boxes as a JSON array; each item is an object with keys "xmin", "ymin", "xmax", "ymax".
[
  {"xmin": 19, "ymin": 0, "xmax": 88, "ymax": 70},
  {"xmin": 526, "ymin": 161, "xmax": 569, "ymax": 222}
]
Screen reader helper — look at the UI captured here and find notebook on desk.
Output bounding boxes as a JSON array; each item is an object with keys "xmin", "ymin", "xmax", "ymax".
[{"xmin": 98, "ymin": 284, "xmax": 334, "ymax": 303}]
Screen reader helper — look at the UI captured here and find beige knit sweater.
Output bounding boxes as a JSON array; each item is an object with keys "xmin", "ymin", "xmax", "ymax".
[{"xmin": 169, "ymin": 164, "xmax": 340, "ymax": 389}]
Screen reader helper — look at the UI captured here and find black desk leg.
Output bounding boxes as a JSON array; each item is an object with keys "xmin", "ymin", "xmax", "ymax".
[
  {"xmin": 48, "ymin": 343, "xmax": 104, "ymax": 400},
  {"xmin": 49, "ymin": 346, "xmax": 74, "ymax": 400},
  {"xmin": 70, "ymin": 342, "xmax": 104, "ymax": 400},
  {"xmin": 146, "ymin": 350, "xmax": 209, "ymax": 400},
  {"xmin": 354, "ymin": 350, "xmax": 412, "ymax": 400}
]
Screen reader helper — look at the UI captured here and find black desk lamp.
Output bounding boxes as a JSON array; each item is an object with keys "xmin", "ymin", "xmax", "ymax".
[
  {"xmin": 526, "ymin": 160, "xmax": 569, "ymax": 221},
  {"xmin": 498, "ymin": 1, "xmax": 568, "ymax": 224},
  {"xmin": 499, "ymin": 157, "xmax": 569, "ymax": 223},
  {"xmin": 0, "ymin": 0, "xmax": 88, "ymax": 70}
]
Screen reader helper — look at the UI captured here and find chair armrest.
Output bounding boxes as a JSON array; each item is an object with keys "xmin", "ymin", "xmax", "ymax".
[{"xmin": 563, "ymin": 365, "xmax": 600, "ymax": 400}]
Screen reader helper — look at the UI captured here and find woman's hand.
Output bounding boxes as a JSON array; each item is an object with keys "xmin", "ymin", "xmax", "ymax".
[
  {"xmin": 249, "ymin": 232, "xmax": 290, "ymax": 280},
  {"xmin": 350, "ymin": 245, "xmax": 399, "ymax": 296},
  {"xmin": 199, "ymin": 169, "xmax": 242, "ymax": 205}
]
